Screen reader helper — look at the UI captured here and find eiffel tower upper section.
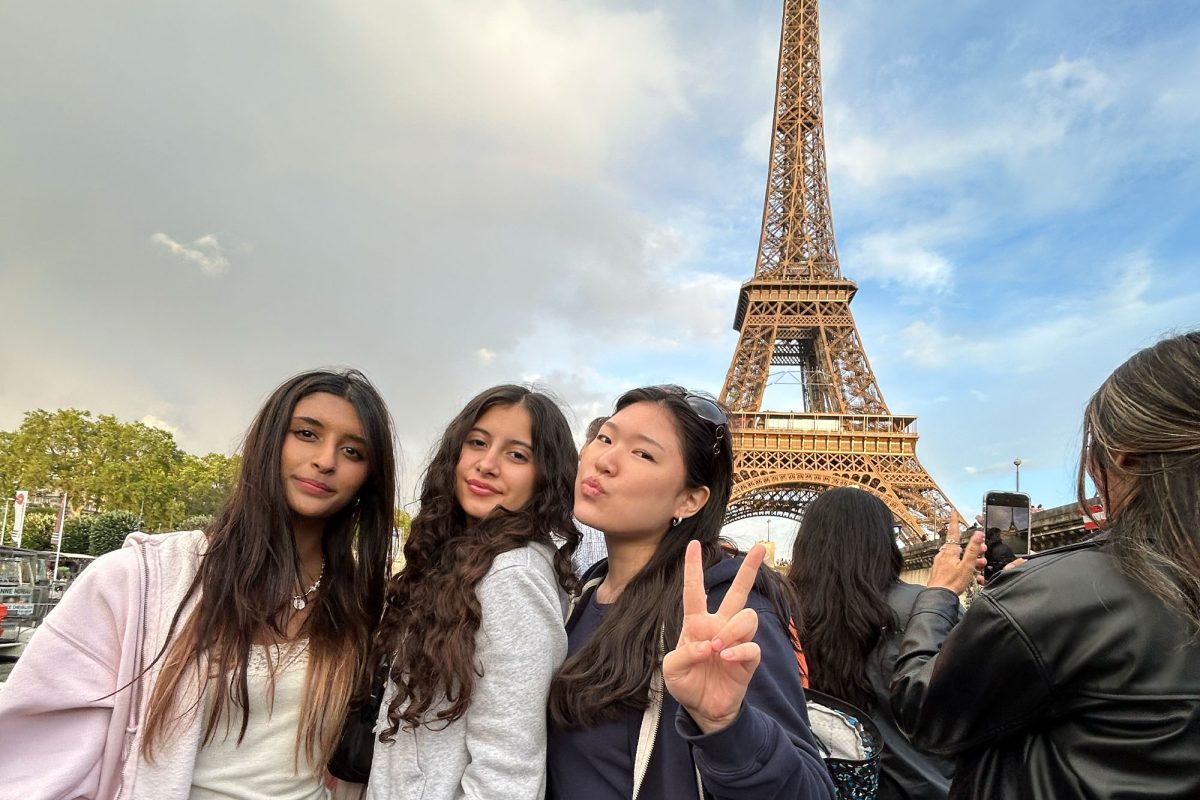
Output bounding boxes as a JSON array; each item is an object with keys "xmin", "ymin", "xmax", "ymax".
[{"xmin": 718, "ymin": 0, "xmax": 957, "ymax": 544}]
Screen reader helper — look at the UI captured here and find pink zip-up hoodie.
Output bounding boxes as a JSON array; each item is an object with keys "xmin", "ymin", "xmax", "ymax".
[{"xmin": 0, "ymin": 530, "xmax": 207, "ymax": 799}]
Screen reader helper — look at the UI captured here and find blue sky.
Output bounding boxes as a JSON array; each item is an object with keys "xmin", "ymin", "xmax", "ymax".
[{"xmin": 2, "ymin": 1, "xmax": 1197, "ymax": 551}]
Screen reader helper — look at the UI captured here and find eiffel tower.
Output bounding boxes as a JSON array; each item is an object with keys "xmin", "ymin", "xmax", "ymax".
[{"xmin": 719, "ymin": 0, "xmax": 958, "ymax": 546}]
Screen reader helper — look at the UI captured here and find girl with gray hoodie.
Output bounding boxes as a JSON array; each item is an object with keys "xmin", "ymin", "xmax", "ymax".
[{"xmin": 367, "ymin": 385, "xmax": 580, "ymax": 800}]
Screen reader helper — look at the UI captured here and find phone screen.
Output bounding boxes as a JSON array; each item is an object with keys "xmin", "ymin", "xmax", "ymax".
[
  {"xmin": 983, "ymin": 491, "xmax": 1031, "ymax": 577},
  {"xmin": 984, "ymin": 492, "xmax": 1031, "ymax": 537}
]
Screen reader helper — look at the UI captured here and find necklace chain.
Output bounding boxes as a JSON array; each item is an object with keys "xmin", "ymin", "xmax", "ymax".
[{"xmin": 291, "ymin": 559, "xmax": 325, "ymax": 611}]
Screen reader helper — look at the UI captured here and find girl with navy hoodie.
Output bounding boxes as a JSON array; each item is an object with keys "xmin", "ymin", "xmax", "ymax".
[{"xmin": 547, "ymin": 386, "xmax": 835, "ymax": 800}]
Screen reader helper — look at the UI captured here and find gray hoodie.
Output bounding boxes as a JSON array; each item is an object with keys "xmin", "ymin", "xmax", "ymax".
[{"xmin": 367, "ymin": 542, "xmax": 568, "ymax": 800}]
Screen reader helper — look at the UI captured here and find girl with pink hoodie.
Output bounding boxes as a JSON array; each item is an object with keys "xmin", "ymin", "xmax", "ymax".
[{"xmin": 0, "ymin": 368, "xmax": 397, "ymax": 800}]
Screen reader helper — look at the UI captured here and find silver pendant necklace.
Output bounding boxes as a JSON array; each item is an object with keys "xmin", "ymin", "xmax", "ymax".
[{"xmin": 292, "ymin": 559, "xmax": 324, "ymax": 610}]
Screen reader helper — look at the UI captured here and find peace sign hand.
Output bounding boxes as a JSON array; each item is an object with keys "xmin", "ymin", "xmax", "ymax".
[{"xmin": 663, "ymin": 541, "xmax": 766, "ymax": 734}]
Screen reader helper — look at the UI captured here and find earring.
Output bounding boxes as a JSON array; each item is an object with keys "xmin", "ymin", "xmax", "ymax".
[{"xmin": 671, "ymin": 517, "xmax": 680, "ymax": 528}]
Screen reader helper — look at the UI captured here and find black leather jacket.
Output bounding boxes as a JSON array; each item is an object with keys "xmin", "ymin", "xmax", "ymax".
[
  {"xmin": 868, "ymin": 582, "xmax": 956, "ymax": 800},
  {"xmin": 890, "ymin": 538, "xmax": 1200, "ymax": 799}
]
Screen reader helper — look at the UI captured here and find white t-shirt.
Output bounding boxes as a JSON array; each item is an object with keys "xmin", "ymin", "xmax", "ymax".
[{"xmin": 190, "ymin": 641, "xmax": 328, "ymax": 800}]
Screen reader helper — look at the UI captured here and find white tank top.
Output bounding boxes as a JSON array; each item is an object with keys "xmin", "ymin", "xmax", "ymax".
[{"xmin": 190, "ymin": 641, "xmax": 329, "ymax": 800}]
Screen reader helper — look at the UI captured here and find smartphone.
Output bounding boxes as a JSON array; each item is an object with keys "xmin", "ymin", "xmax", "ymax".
[{"xmin": 982, "ymin": 491, "xmax": 1031, "ymax": 579}]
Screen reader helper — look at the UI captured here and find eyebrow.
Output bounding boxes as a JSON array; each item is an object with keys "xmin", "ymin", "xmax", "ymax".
[
  {"xmin": 470, "ymin": 425, "xmax": 533, "ymax": 451},
  {"xmin": 602, "ymin": 420, "xmax": 665, "ymax": 451},
  {"xmin": 294, "ymin": 416, "xmax": 369, "ymax": 447}
]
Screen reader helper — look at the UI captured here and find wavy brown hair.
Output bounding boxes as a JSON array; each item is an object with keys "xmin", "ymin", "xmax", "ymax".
[
  {"xmin": 378, "ymin": 385, "xmax": 578, "ymax": 735},
  {"xmin": 549, "ymin": 385, "xmax": 798, "ymax": 728},
  {"xmin": 1078, "ymin": 330, "xmax": 1200, "ymax": 636},
  {"xmin": 140, "ymin": 369, "xmax": 396, "ymax": 769},
  {"xmin": 786, "ymin": 487, "xmax": 902, "ymax": 709}
]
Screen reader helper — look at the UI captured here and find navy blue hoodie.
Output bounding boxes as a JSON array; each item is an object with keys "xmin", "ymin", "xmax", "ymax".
[{"xmin": 548, "ymin": 555, "xmax": 836, "ymax": 800}]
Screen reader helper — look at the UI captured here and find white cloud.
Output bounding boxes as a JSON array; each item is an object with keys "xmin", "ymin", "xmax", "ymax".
[
  {"xmin": 844, "ymin": 228, "xmax": 954, "ymax": 288},
  {"xmin": 150, "ymin": 232, "xmax": 230, "ymax": 276},
  {"xmin": 899, "ymin": 253, "xmax": 1196, "ymax": 373},
  {"xmin": 476, "ymin": 348, "xmax": 497, "ymax": 365},
  {"xmin": 139, "ymin": 415, "xmax": 179, "ymax": 435}
]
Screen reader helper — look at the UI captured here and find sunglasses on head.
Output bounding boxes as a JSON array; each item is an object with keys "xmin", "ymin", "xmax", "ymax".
[{"xmin": 683, "ymin": 393, "xmax": 728, "ymax": 455}]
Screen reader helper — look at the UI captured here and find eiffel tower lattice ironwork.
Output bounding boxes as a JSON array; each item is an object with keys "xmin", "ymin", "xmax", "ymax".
[{"xmin": 719, "ymin": 0, "xmax": 958, "ymax": 546}]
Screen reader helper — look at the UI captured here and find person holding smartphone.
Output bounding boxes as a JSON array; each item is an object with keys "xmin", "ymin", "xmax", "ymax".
[{"xmin": 890, "ymin": 331, "xmax": 1200, "ymax": 799}]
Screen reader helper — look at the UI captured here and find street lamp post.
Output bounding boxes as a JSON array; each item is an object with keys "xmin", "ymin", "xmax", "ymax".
[{"xmin": 1014, "ymin": 458, "xmax": 1023, "ymax": 492}]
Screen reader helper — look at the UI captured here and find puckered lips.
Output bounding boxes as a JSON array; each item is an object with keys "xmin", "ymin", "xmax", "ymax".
[{"xmin": 579, "ymin": 476, "xmax": 604, "ymax": 498}]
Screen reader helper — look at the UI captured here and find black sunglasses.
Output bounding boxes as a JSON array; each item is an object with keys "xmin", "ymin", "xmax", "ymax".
[{"xmin": 683, "ymin": 393, "xmax": 728, "ymax": 455}]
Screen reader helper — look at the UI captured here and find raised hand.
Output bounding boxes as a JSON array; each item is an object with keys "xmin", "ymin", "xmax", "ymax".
[
  {"xmin": 663, "ymin": 541, "xmax": 766, "ymax": 734},
  {"xmin": 928, "ymin": 530, "xmax": 987, "ymax": 594}
]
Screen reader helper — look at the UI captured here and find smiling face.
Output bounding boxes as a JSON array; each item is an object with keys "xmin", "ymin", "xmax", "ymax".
[
  {"xmin": 280, "ymin": 391, "xmax": 371, "ymax": 527},
  {"xmin": 454, "ymin": 402, "xmax": 538, "ymax": 522},
  {"xmin": 575, "ymin": 400, "xmax": 709, "ymax": 542}
]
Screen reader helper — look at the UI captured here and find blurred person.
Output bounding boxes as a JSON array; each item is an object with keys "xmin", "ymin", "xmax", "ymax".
[
  {"xmin": 573, "ymin": 415, "xmax": 610, "ymax": 575},
  {"xmin": 787, "ymin": 487, "xmax": 956, "ymax": 799},
  {"xmin": 982, "ymin": 528, "xmax": 1016, "ymax": 582},
  {"xmin": 891, "ymin": 331, "xmax": 1200, "ymax": 798}
]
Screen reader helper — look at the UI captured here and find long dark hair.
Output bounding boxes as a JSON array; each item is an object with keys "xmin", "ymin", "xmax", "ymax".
[
  {"xmin": 549, "ymin": 385, "xmax": 796, "ymax": 728},
  {"xmin": 143, "ymin": 369, "xmax": 396, "ymax": 768},
  {"xmin": 379, "ymin": 385, "xmax": 578, "ymax": 735},
  {"xmin": 1078, "ymin": 330, "xmax": 1200, "ymax": 636},
  {"xmin": 786, "ymin": 487, "xmax": 901, "ymax": 709}
]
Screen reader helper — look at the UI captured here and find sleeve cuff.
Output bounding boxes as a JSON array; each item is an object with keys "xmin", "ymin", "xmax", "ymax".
[{"xmin": 675, "ymin": 702, "xmax": 772, "ymax": 773}]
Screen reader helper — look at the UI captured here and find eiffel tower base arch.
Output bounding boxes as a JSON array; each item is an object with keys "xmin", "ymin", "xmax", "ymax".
[{"xmin": 726, "ymin": 471, "xmax": 923, "ymax": 538}]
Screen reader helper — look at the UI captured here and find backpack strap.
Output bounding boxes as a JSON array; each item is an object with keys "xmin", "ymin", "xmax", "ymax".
[
  {"xmin": 565, "ymin": 558, "xmax": 608, "ymax": 624},
  {"xmin": 631, "ymin": 625, "xmax": 665, "ymax": 800}
]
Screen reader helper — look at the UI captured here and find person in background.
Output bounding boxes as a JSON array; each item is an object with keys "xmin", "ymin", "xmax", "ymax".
[
  {"xmin": 787, "ymin": 487, "xmax": 956, "ymax": 799},
  {"xmin": 572, "ymin": 415, "xmax": 610, "ymax": 575},
  {"xmin": 982, "ymin": 527, "xmax": 1016, "ymax": 582},
  {"xmin": 0, "ymin": 369, "xmax": 398, "ymax": 800},
  {"xmin": 891, "ymin": 330, "xmax": 1200, "ymax": 798}
]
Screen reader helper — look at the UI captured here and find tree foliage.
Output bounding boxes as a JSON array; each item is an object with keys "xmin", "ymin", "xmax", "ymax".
[
  {"xmin": 61, "ymin": 515, "xmax": 94, "ymax": 554},
  {"xmin": 13, "ymin": 511, "xmax": 55, "ymax": 551},
  {"xmin": 0, "ymin": 409, "xmax": 240, "ymax": 534},
  {"xmin": 394, "ymin": 508, "xmax": 412, "ymax": 540},
  {"xmin": 178, "ymin": 514, "xmax": 214, "ymax": 532},
  {"xmin": 89, "ymin": 510, "xmax": 141, "ymax": 556}
]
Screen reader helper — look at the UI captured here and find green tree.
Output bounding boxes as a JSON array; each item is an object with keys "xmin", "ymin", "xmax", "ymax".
[
  {"xmin": 89, "ymin": 510, "xmax": 141, "ymax": 556},
  {"xmin": 0, "ymin": 407, "xmax": 241, "ymax": 535},
  {"xmin": 171, "ymin": 452, "xmax": 240, "ymax": 524},
  {"xmin": 178, "ymin": 513, "xmax": 214, "ymax": 532},
  {"xmin": 14, "ymin": 511, "xmax": 55, "ymax": 550},
  {"xmin": 394, "ymin": 508, "xmax": 412, "ymax": 541},
  {"xmin": 61, "ymin": 515, "xmax": 94, "ymax": 554},
  {"xmin": 91, "ymin": 417, "xmax": 184, "ymax": 530},
  {"xmin": 0, "ymin": 410, "xmax": 98, "ymax": 505}
]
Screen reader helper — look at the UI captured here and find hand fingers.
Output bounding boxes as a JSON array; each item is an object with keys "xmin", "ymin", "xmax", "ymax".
[
  {"xmin": 1004, "ymin": 557, "xmax": 1027, "ymax": 572},
  {"xmin": 710, "ymin": 607, "xmax": 758, "ymax": 652},
  {"xmin": 681, "ymin": 539, "xmax": 707, "ymax": 618},
  {"xmin": 930, "ymin": 531, "xmax": 986, "ymax": 594},
  {"xmin": 716, "ymin": 544, "xmax": 764, "ymax": 620},
  {"xmin": 717, "ymin": 641, "xmax": 761, "ymax": 667},
  {"xmin": 964, "ymin": 531, "xmax": 986, "ymax": 562},
  {"xmin": 663, "ymin": 639, "xmax": 713, "ymax": 677}
]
